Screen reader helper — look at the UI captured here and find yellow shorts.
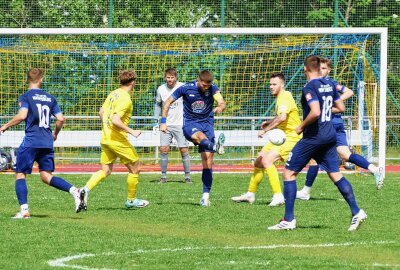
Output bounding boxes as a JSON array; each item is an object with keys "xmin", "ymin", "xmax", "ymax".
[
  {"xmin": 100, "ymin": 143, "xmax": 139, "ymax": 164},
  {"xmin": 261, "ymin": 136, "xmax": 300, "ymax": 162}
]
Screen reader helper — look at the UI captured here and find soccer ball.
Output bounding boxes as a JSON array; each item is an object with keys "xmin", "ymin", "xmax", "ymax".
[{"xmin": 266, "ymin": 129, "xmax": 286, "ymax": 146}]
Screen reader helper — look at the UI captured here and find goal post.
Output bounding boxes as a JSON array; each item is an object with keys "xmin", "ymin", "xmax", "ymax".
[{"xmin": 0, "ymin": 27, "xmax": 387, "ymax": 175}]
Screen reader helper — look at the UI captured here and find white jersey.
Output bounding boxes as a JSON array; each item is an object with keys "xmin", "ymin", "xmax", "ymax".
[{"xmin": 156, "ymin": 82, "xmax": 184, "ymax": 126}]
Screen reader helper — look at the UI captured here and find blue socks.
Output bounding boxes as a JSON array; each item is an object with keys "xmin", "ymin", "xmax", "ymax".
[
  {"xmin": 202, "ymin": 169, "xmax": 213, "ymax": 193},
  {"xmin": 49, "ymin": 176, "xmax": 73, "ymax": 192},
  {"xmin": 15, "ymin": 179, "xmax": 28, "ymax": 205},
  {"xmin": 335, "ymin": 177, "xmax": 360, "ymax": 216},
  {"xmin": 305, "ymin": 165, "xmax": 319, "ymax": 187},
  {"xmin": 283, "ymin": 180, "xmax": 297, "ymax": 222},
  {"xmin": 349, "ymin": 154, "xmax": 370, "ymax": 170}
]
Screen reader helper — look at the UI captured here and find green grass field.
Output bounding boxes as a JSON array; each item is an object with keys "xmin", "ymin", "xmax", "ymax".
[{"xmin": 0, "ymin": 172, "xmax": 399, "ymax": 269}]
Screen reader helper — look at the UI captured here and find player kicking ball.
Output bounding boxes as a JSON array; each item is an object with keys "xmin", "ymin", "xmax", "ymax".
[{"xmin": 160, "ymin": 70, "xmax": 226, "ymax": 207}]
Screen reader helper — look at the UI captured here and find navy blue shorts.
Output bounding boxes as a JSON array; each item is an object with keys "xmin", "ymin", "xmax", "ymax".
[
  {"xmin": 285, "ymin": 139, "xmax": 340, "ymax": 173},
  {"xmin": 183, "ymin": 120, "xmax": 215, "ymax": 153},
  {"xmin": 334, "ymin": 123, "xmax": 348, "ymax": 147},
  {"xmin": 16, "ymin": 146, "xmax": 55, "ymax": 174}
]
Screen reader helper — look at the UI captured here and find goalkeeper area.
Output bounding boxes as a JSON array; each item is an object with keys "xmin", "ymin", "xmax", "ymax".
[{"xmin": 0, "ymin": 28, "xmax": 387, "ymax": 172}]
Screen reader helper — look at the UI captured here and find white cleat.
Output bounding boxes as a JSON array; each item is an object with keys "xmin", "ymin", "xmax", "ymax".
[
  {"xmin": 348, "ymin": 209, "xmax": 367, "ymax": 231},
  {"xmin": 268, "ymin": 219, "xmax": 296, "ymax": 230},
  {"xmin": 374, "ymin": 167, "xmax": 384, "ymax": 190},
  {"xmin": 79, "ymin": 189, "xmax": 88, "ymax": 211},
  {"xmin": 296, "ymin": 189, "xmax": 311, "ymax": 201},
  {"xmin": 231, "ymin": 193, "xmax": 255, "ymax": 204},
  {"xmin": 200, "ymin": 198, "xmax": 211, "ymax": 207},
  {"xmin": 268, "ymin": 193, "xmax": 285, "ymax": 206},
  {"xmin": 12, "ymin": 211, "xmax": 30, "ymax": 219},
  {"xmin": 72, "ymin": 189, "xmax": 84, "ymax": 213}
]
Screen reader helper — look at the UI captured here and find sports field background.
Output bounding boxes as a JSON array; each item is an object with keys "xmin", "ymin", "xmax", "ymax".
[{"xmin": 0, "ymin": 173, "xmax": 399, "ymax": 269}]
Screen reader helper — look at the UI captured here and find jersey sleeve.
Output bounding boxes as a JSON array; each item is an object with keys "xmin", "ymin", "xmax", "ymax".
[
  {"xmin": 330, "ymin": 78, "xmax": 346, "ymax": 94},
  {"xmin": 171, "ymin": 85, "xmax": 185, "ymax": 100},
  {"xmin": 18, "ymin": 95, "xmax": 29, "ymax": 110},
  {"xmin": 51, "ymin": 98, "xmax": 62, "ymax": 116},
  {"xmin": 303, "ymin": 85, "xmax": 319, "ymax": 105},
  {"xmin": 277, "ymin": 91, "xmax": 294, "ymax": 115}
]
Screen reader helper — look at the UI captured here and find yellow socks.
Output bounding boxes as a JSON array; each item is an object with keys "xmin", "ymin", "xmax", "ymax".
[
  {"xmin": 248, "ymin": 167, "xmax": 265, "ymax": 193},
  {"xmin": 127, "ymin": 173, "xmax": 139, "ymax": 200},
  {"xmin": 86, "ymin": 170, "xmax": 106, "ymax": 190},
  {"xmin": 266, "ymin": 165, "xmax": 282, "ymax": 194}
]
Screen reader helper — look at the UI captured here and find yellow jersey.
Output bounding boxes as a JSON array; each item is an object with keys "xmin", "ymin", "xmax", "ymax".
[
  {"xmin": 276, "ymin": 90, "xmax": 302, "ymax": 140},
  {"xmin": 100, "ymin": 88, "xmax": 133, "ymax": 146}
]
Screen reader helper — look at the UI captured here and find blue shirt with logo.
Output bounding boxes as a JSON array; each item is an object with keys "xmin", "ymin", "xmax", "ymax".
[
  {"xmin": 171, "ymin": 81, "xmax": 219, "ymax": 122},
  {"xmin": 18, "ymin": 88, "xmax": 62, "ymax": 148}
]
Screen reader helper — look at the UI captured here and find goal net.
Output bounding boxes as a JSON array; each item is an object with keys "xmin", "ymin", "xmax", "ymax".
[{"xmin": 0, "ymin": 28, "xmax": 387, "ymax": 172}]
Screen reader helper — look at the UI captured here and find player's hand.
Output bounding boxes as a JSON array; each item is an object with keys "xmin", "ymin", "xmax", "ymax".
[
  {"xmin": 160, "ymin": 123, "xmax": 168, "ymax": 133},
  {"xmin": 213, "ymin": 106, "xmax": 223, "ymax": 114},
  {"xmin": 258, "ymin": 129, "xmax": 266, "ymax": 138},
  {"xmin": 131, "ymin": 130, "xmax": 141, "ymax": 138},
  {"xmin": 260, "ymin": 120, "xmax": 272, "ymax": 130},
  {"xmin": 295, "ymin": 126, "xmax": 303, "ymax": 135}
]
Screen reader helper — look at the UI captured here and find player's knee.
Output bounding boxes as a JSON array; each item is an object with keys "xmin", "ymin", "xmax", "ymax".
[{"xmin": 160, "ymin": 146, "xmax": 169, "ymax": 153}]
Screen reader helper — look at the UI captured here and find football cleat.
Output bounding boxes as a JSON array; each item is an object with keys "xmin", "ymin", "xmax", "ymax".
[
  {"xmin": 268, "ymin": 219, "xmax": 296, "ymax": 230},
  {"xmin": 200, "ymin": 198, "xmax": 211, "ymax": 207},
  {"xmin": 348, "ymin": 209, "xmax": 367, "ymax": 231},
  {"xmin": 268, "ymin": 193, "xmax": 285, "ymax": 207},
  {"xmin": 296, "ymin": 189, "xmax": 311, "ymax": 201},
  {"xmin": 79, "ymin": 189, "xmax": 88, "ymax": 211},
  {"xmin": 184, "ymin": 177, "xmax": 193, "ymax": 184},
  {"xmin": 216, "ymin": 133, "xmax": 225, "ymax": 155},
  {"xmin": 374, "ymin": 167, "xmax": 384, "ymax": 190},
  {"xmin": 72, "ymin": 188, "xmax": 85, "ymax": 213},
  {"xmin": 231, "ymin": 193, "xmax": 255, "ymax": 204},
  {"xmin": 125, "ymin": 198, "xmax": 149, "ymax": 209},
  {"xmin": 13, "ymin": 211, "xmax": 30, "ymax": 219},
  {"xmin": 159, "ymin": 176, "xmax": 167, "ymax": 184}
]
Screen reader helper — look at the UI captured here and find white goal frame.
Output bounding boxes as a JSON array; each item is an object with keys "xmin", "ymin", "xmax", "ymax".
[{"xmin": 0, "ymin": 27, "xmax": 388, "ymax": 175}]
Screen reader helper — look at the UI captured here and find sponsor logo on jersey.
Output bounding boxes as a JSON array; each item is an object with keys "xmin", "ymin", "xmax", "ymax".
[
  {"xmin": 32, "ymin": 94, "xmax": 51, "ymax": 102},
  {"xmin": 191, "ymin": 100, "xmax": 205, "ymax": 113}
]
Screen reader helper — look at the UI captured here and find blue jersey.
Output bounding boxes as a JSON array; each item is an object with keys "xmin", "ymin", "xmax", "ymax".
[
  {"xmin": 301, "ymin": 78, "xmax": 340, "ymax": 144},
  {"xmin": 326, "ymin": 77, "xmax": 346, "ymax": 125},
  {"xmin": 171, "ymin": 81, "xmax": 219, "ymax": 122},
  {"xmin": 18, "ymin": 88, "xmax": 62, "ymax": 148}
]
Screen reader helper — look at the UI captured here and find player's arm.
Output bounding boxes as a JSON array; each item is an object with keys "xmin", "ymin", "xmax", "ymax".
[
  {"xmin": 99, "ymin": 106, "xmax": 104, "ymax": 121},
  {"xmin": 52, "ymin": 113, "xmax": 65, "ymax": 141},
  {"xmin": 160, "ymin": 95, "xmax": 176, "ymax": 132},
  {"xmin": 258, "ymin": 113, "xmax": 287, "ymax": 138},
  {"xmin": 296, "ymin": 101, "xmax": 320, "ymax": 135},
  {"xmin": 0, "ymin": 109, "xmax": 28, "ymax": 134},
  {"xmin": 213, "ymin": 92, "xmax": 226, "ymax": 114},
  {"xmin": 111, "ymin": 113, "xmax": 141, "ymax": 138},
  {"xmin": 332, "ymin": 85, "xmax": 352, "ymax": 114},
  {"xmin": 333, "ymin": 98, "xmax": 345, "ymax": 114}
]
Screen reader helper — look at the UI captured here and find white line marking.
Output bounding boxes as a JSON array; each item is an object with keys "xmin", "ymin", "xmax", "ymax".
[
  {"xmin": 373, "ymin": 263, "xmax": 400, "ymax": 268},
  {"xmin": 48, "ymin": 240, "xmax": 396, "ymax": 269}
]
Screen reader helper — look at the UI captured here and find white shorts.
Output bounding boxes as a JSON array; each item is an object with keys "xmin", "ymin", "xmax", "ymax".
[{"xmin": 160, "ymin": 125, "xmax": 188, "ymax": 148}]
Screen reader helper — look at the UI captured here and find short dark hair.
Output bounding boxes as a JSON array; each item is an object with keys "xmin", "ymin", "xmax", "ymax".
[
  {"xmin": 119, "ymin": 70, "xmax": 137, "ymax": 86},
  {"xmin": 304, "ymin": 55, "xmax": 321, "ymax": 72},
  {"xmin": 320, "ymin": 57, "xmax": 333, "ymax": 69},
  {"xmin": 27, "ymin": 68, "xmax": 44, "ymax": 83},
  {"xmin": 165, "ymin": 68, "xmax": 177, "ymax": 77},
  {"xmin": 270, "ymin": 72, "xmax": 285, "ymax": 83},
  {"xmin": 198, "ymin": 70, "xmax": 213, "ymax": 83}
]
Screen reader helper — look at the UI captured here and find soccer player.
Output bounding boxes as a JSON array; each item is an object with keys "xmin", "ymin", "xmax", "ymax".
[
  {"xmin": 79, "ymin": 70, "xmax": 149, "ymax": 210},
  {"xmin": 0, "ymin": 68, "xmax": 83, "ymax": 219},
  {"xmin": 154, "ymin": 68, "xmax": 191, "ymax": 184},
  {"xmin": 268, "ymin": 55, "xmax": 367, "ymax": 231},
  {"xmin": 231, "ymin": 72, "xmax": 302, "ymax": 206},
  {"xmin": 296, "ymin": 57, "xmax": 384, "ymax": 201},
  {"xmin": 160, "ymin": 70, "xmax": 226, "ymax": 207}
]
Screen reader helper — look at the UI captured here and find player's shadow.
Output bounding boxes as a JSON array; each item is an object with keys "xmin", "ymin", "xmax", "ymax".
[
  {"xmin": 150, "ymin": 179, "xmax": 192, "ymax": 184},
  {"xmin": 296, "ymin": 224, "xmax": 331, "ymax": 229},
  {"xmin": 304, "ymin": 197, "xmax": 337, "ymax": 201}
]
